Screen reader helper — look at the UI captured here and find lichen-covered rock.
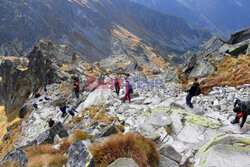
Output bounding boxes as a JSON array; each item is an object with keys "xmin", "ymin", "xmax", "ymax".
[
  {"xmin": 195, "ymin": 134, "xmax": 250, "ymax": 167},
  {"xmin": 67, "ymin": 139, "xmax": 95, "ymax": 167},
  {"xmin": 107, "ymin": 158, "xmax": 139, "ymax": 167},
  {"xmin": 0, "ymin": 149, "xmax": 27, "ymax": 167}
]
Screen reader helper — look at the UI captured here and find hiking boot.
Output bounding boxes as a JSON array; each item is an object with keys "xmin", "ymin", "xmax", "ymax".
[{"xmin": 231, "ymin": 119, "xmax": 239, "ymax": 124}]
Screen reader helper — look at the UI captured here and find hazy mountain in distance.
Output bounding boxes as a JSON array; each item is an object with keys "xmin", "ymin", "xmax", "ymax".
[
  {"xmin": 0, "ymin": 0, "xmax": 210, "ymax": 62},
  {"xmin": 131, "ymin": 0, "xmax": 250, "ymax": 35}
]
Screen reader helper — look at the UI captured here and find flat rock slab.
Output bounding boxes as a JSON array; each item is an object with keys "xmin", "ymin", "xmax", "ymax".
[{"xmin": 107, "ymin": 158, "xmax": 139, "ymax": 167}]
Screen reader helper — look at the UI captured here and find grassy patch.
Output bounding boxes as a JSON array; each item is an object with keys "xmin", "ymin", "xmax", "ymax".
[
  {"xmin": 0, "ymin": 160, "xmax": 19, "ymax": 167},
  {"xmin": 90, "ymin": 133, "xmax": 159, "ymax": 167},
  {"xmin": 70, "ymin": 130, "xmax": 92, "ymax": 143},
  {"xmin": 24, "ymin": 144, "xmax": 68, "ymax": 167},
  {"xmin": 200, "ymin": 55, "xmax": 250, "ymax": 94}
]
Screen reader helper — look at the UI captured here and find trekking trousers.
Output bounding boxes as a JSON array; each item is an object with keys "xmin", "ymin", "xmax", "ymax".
[
  {"xmin": 123, "ymin": 93, "xmax": 131, "ymax": 102},
  {"xmin": 115, "ymin": 88, "xmax": 120, "ymax": 95},
  {"xmin": 186, "ymin": 94, "xmax": 193, "ymax": 107}
]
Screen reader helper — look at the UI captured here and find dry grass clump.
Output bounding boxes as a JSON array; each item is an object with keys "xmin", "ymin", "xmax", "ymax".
[
  {"xmin": 25, "ymin": 144, "xmax": 59, "ymax": 157},
  {"xmin": 27, "ymin": 154, "xmax": 67, "ymax": 167},
  {"xmin": 70, "ymin": 129, "xmax": 93, "ymax": 143},
  {"xmin": 0, "ymin": 160, "xmax": 19, "ymax": 167},
  {"xmin": 59, "ymin": 141, "xmax": 72, "ymax": 154},
  {"xmin": 89, "ymin": 133, "xmax": 159, "ymax": 167},
  {"xmin": 24, "ymin": 144, "xmax": 68, "ymax": 167},
  {"xmin": 200, "ymin": 55, "xmax": 250, "ymax": 94}
]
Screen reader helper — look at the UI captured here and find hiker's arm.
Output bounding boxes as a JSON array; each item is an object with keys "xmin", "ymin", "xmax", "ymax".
[
  {"xmin": 119, "ymin": 82, "xmax": 122, "ymax": 88},
  {"xmin": 234, "ymin": 99, "xmax": 241, "ymax": 107},
  {"xmin": 240, "ymin": 114, "xmax": 247, "ymax": 128}
]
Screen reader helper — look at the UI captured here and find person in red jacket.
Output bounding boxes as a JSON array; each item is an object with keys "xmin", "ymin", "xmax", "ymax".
[
  {"xmin": 123, "ymin": 81, "xmax": 133, "ymax": 103},
  {"xmin": 112, "ymin": 78, "xmax": 122, "ymax": 96},
  {"xmin": 73, "ymin": 82, "xmax": 80, "ymax": 98}
]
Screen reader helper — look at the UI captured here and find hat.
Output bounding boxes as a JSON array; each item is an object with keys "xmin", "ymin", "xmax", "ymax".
[
  {"xmin": 115, "ymin": 78, "xmax": 119, "ymax": 81},
  {"xmin": 49, "ymin": 117, "xmax": 52, "ymax": 119}
]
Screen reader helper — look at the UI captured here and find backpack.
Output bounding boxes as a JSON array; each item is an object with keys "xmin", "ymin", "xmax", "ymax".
[
  {"xmin": 243, "ymin": 101, "xmax": 250, "ymax": 115},
  {"xmin": 74, "ymin": 83, "xmax": 80, "ymax": 91},
  {"xmin": 128, "ymin": 85, "xmax": 133, "ymax": 94},
  {"xmin": 115, "ymin": 82, "xmax": 119, "ymax": 88},
  {"xmin": 195, "ymin": 86, "xmax": 201, "ymax": 96}
]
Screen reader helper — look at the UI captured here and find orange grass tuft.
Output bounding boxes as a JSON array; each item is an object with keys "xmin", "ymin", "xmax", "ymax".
[{"xmin": 89, "ymin": 133, "xmax": 159, "ymax": 167}]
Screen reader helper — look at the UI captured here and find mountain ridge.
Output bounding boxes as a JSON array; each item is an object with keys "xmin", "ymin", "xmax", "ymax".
[{"xmin": 0, "ymin": 0, "xmax": 210, "ymax": 63}]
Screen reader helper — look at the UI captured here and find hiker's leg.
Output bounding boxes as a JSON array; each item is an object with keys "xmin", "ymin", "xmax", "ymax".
[
  {"xmin": 123, "ymin": 94, "xmax": 127, "ymax": 102},
  {"xmin": 186, "ymin": 94, "xmax": 193, "ymax": 108},
  {"xmin": 128, "ymin": 94, "xmax": 131, "ymax": 103},
  {"xmin": 118, "ymin": 88, "xmax": 120, "ymax": 96}
]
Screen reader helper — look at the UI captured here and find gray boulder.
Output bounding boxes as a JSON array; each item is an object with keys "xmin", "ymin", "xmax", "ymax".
[
  {"xmin": 99, "ymin": 123, "xmax": 118, "ymax": 138},
  {"xmin": 228, "ymin": 27, "xmax": 250, "ymax": 44},
  {"xmin": 228, "ymin": 39, "xmax": 250, "ymax": 56},
  {"xmin": 107, "ymin": 158, "xmax": 139, "ymax": 167},
  {"xmin": 67, "ymin": 139, "xmax": 95, "ymax": 167},
  {"xmin": 20, "ymin": 122, "xmax": 69, "ymax": 147},
  {"xmin": 158, "ymin": 155, "xmax": 179, "ymax": 167},
  {"xmin": 158, "ymin": 144, "xmax": 182, "ymax": 163},
  {"xmin": 0, "ymin": 149, "xmax": 27, "ymax": 167}
]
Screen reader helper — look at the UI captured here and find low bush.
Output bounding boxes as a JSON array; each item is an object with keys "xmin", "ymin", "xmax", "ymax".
[
  {"xmin": 90, "ymin": 133, "xmax": 159, "ymax": 167},
  {"xmin": 70, "ymin": 129, "xmax": 92, "ymax": 143}
]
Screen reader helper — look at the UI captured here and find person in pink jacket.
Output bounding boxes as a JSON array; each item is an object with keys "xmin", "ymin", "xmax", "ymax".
[
  {"xmin": 113, "ymin": 78, "xmax": 122, "ymax": 96},
  {"xmin": 123, "ymin": 81, "xmax": 132, "ymax": 103}
]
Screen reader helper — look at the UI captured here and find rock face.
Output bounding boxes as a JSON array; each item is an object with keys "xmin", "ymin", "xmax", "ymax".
[
  {"xmin": 195, "ymin": 135, "xmax": 250, "ymax": 167},
  {"xmin": 0, "ymin": 149, "xmax": 27, "ymax": 167},
  {"xmin": 107, "ymin": 158, "xmax": 139, "ymax": 167},
  {"xmin": 67, "ymin": 139, "xmax": 95, "ymax": 167},
  {"xmin": 0, "ymin": 40, "xmax": 72, "ymax": 117},
  {"xmin": 183, "ymin": 27, "xmax": 250, "ymax": 79}
]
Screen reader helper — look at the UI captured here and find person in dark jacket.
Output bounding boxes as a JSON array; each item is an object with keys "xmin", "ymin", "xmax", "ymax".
[
  {"xmin": 231, "ymin": 99, "xmax": 250, "ymax": 132},
  {"xmin": 186, "ymin": 78, "xmax": 200, "ymax": 108},
  {"xmin": 48, "ymin": 117, "xmax": 55, "ymax": 127},
  {"xmin": 59, "ymin": 105, "xmax": 67, "ymax": 118},
  {"xmin": 113, "ymin": 78, "xmax": 122, "ymax": 96}
]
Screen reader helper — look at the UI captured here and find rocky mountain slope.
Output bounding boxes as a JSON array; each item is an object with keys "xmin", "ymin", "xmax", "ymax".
[
  {"xmin": 0, "ymin": 28, "xmax": 249, "ymax": 166},
  {"xmin": 0, "ymin": 0, "xmax": 210, "ymax": 63},
  {"xmin": 131, "ymin": 0, "xmax": 250, "ymax": 35}
]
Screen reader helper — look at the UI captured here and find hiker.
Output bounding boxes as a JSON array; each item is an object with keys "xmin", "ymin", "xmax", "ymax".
[
  {"xmin": 186, "ymin": 77, "xmax": 200, "ymax": 108},
  {"xmin": 123, "ymin": 81, "xmax": 133, "ymax": 103},
  {"xmin": 35, "ymin": 92, "xmax": 41, "ymax": 98},
  {"xmin": 113, "ymin": 78, "xmax": 122, "ymax": 96},
  {"xmin": 59, "ymin": 105, "xmax": 67, "ymax": 118},
  {"xmin": 231, "ymin": 99, "xmax": 250, "ymax": 132},
  {"xmin": 48, "ymin": 117, "xmax": 55, "ymax": 127},
  {"xmin": 44, "ymin": 86, "xmax": 48, "ymax": 94},
  {"xmin": 33, "ymin": 103, "xmax": 38, "ymax": 110},
  {"xmin": 67, "ymin": 106, "xmax": 77, "ymax": 117},
  {"xmin": 73, "ymin": 82, "xmax": 80, "ymax": 99}
]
